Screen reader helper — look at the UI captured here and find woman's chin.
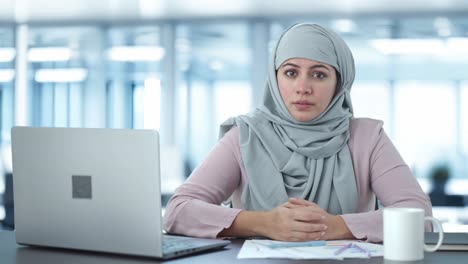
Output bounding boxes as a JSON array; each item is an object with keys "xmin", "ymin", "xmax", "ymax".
[{"xmin": 292, "ymin": 113, "xmax": 318, "ymax": 122}]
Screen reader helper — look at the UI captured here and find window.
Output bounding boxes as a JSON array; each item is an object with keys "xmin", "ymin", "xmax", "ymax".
[
  {"xmin": 176, "ymin": 22, "xmax": 252, "ymax": 173},
  {"xmin": 214, "ymin": 81, "xmax": 252, "ymax": 134},
  {"xmin": 133, "ymin": 77, "xmax": 161, "ymax": 130},
  {"xmin": 0, "ymin": 26, "xmax": 14, "ymax": 224},
  {"xmin": 28, "ymin": 26, "xmax": 96, "ymax": 128},
  {"xmin": 107, "ymin": 26, "xmax": 163, "ymax": 130},
  {"xmin": 0, "ymin": 27, "xmax": 15, "ymax": 142},
  {"xmin": 351, "ymin": 81, "xmax": 391, "ymax": 132},
  {"xmin": 462, "ymin": 82, "xmax": 468, "ymax": 156},
  {"xmin": 394, "ymin": 81, "xmax": 457, "ymax": 178}
]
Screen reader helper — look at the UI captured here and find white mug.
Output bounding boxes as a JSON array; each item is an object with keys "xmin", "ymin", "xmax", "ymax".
[{"xmin": 383, "ymin": 207, "xmax": 444, "ymax": 261}]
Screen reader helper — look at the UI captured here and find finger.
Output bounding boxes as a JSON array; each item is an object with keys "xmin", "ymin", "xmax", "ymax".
[
  {"xmin": 281, "ymin": 230, "xmax": 325, "ymax": 242},
  {"xmin": 289, "ymin": 198, "xmax": 317, "ymax": 207},
  {"xmin": 291, "ymin": 208, "xmax": 326, "ymax": 222},
  {"xmin": 283, "ymin": 202, "xmax": 308, "ymax": 209},
  {"xmin": 283, "ymin": 201, "xmax": 318, "ymax": 209},
  {"xmin": 290, "ymin": 221, "xmax": 328, "ymax": 233}
]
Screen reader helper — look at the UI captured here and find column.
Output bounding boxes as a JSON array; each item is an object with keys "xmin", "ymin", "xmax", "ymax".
[{"xmin": 14, "ymin": 24, "xmax": 29, "ymax": 126}]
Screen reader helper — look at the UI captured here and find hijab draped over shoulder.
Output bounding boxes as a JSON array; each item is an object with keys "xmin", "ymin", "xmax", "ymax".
[{"xmin": 220, "ymin": 23, "xmax": 358, "ymax": 215}]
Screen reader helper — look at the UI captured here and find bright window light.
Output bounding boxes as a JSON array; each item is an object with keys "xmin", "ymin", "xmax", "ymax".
[
  {"xmin": 214, "ymin": 81, "xmax": 251, "ymax": 129},
  {"xmin": 446, "ymin": 38, "xmax": 468, "ymax": 53},
  {"xmin": 35, "ymin": 68, "xmax": 88, "ymax": 83},
  {"xmin": 138, "ymin": 0, "xmax": 164, "ymax": 17},
  {"xmin": 0, "ymin": 48, "xmax": 16, "ymax": 62},
  {"xmin": 209, "ymin": 60, "xmax": 224, "ymax": 71},
  {"xmin": 0, "ymin": 69, "xmax": 15, "ymax": 83},
  {"xmin": 351, "ymin": 82, "xmax": 390, "ymax": 129},
  {"xmin": 370, "ymin": 38, "xmax": 468, "ymax": 55},
  {"xmin": 332, "ymin": 19, "xmax": 356, "ymax": 33},
  {"xmin": 175, "ymin": 38, "xmax": 191, "ymax": 53},
  {"xmin": 28, "ymin": 47, "xmax": 72, "ymax": 62},
  {"xmin": 369, "ymin": 39, "xmax": 446, "ymax": 55},
  {"xmin": 0, "ymin": 206, "xmax": 5, "ymax": 221},
  {"xmin": 107, "ymin": 46, "xmax": 165, "ymax": 61},
  {"xmin": 394, "ymin": 82, "xmax": 456, "ymax": 175},
  {"xmin": 143, "ymin": 77, "xmax": 161, "ymax": 130},
  {"xmin": 434, "ymin": 17, "xmax": 452, "ymax": 37},
  {"xmin": 462, "ymin": 83, "xmax": 468, "ymax": 155}
]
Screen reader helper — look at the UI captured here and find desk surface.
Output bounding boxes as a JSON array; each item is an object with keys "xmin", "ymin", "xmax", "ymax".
[{"xmin": 1, "ymin": 231, "xmax": 467, "ymax": 264}]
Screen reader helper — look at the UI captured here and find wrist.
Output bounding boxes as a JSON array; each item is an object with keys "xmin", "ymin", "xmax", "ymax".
[
  {"xmin": 219, "ymin": 210, "xmax": 271, "ymax": 238},
  {"xmin": 245, "ymin": 210, "xmax": 271, "ymax": 237},
  {"xmin": 330, "ymin": 215, "xmax": 354, "ymax": 239}
]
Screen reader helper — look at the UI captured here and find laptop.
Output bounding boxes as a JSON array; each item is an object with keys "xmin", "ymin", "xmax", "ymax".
[
  {"xmin": 425, "ymin": 232, "xmax": 468, "ymax": 251},
  {"xmin": 11, "ymin": 126, "xmax": 230, "ymax": 259}
]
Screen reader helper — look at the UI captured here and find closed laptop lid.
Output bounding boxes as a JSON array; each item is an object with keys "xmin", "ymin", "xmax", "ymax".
[
  {"xmin": 425, "ymin": 232, "xmax": 468, "ymax": 251},
  {"xmin": 11, "ymin": 126, "xmax": 163, "ymax": 257}
]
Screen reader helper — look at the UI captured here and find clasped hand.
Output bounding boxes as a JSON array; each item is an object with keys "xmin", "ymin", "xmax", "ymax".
[{"xmin": 264, "ymin": 198, "xmax": 348, "ymax": 241}]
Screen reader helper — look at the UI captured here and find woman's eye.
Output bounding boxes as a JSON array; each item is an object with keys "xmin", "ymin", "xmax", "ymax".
[
  {"xmin": 285, "ymin": 70, "xmax": 296, "ymax": 77},
  {"xmin": 312, "ymin": 72, "xmax": 326, "ymax": 79}
]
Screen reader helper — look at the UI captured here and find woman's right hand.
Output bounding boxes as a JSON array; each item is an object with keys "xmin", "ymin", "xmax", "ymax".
[
  {"xmin": 262, "ymin": 201, "xmax": 328, "ymax": 241},
  {"xmin": 219, "ymin": 200, "xmax": 328, "ymax": 241}
]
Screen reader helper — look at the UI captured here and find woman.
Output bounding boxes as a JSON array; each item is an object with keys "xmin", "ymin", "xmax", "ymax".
[{"xmin": 163, "ymin": 23, "xmax": 432, "ymax": 242}]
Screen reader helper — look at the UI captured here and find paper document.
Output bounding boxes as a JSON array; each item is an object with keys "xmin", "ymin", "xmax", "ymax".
[{"xmin": 237, "ymin": 239, "xmax": 383, "ymax": 259}]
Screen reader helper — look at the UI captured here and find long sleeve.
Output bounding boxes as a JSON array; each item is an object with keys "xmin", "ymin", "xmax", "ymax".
[
  {"xmin": 341, "ymin": 118, "xmax": 432, "ymax": 242},
  {"xmin": 163, "ymin": 127, "xmax": 243, "ymax": 238}
]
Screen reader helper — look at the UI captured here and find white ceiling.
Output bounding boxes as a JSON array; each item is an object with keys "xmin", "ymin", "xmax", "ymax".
[{"xmin": 2, "ymin": 0, "xmax": 468, "ymax": 23}]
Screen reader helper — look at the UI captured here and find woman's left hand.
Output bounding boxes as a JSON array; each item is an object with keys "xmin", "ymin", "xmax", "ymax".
[{"xmin": 286, "ymin": 198, "xmax": 355, "ymax": 240}]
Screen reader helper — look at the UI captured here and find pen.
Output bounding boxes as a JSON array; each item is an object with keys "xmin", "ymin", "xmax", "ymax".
[
  {"xmin": 264, "ymin": 240, "xmax": 326, "ymax": 249},
  {"xmin": 333, "ymin": 243, "xmax": 371, "ymax": 258}
]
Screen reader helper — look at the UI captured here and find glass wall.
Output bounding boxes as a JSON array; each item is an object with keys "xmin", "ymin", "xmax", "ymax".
[
  {"xmin": 28, "ymin": 26, "xmax": 98, "ymax": 128},
  {"xmin": 351, "ymin": 81, "xmax": 391, "ymax": 133},
  {"xmin": 24, "ymin": 25, "xmax": 164, "ymax": 130},
  {"xmin": 2, "ymin": 15, "xmax": 468, "ymax": 229},
  {"xmin": 0, "ymin": 27, "xmax": 15, "ymax": 143},
  {"xmin": 107, "ymin": 26, "xmax": 163, "ymax": 131},
  {"xmin": 175, "ymin": 22, "xmax": 252, "ymax": 173},
  {"xmin": 0, "ymin": 26, "xmax": 14, "ymax": 226},
  {"xmin": 394, "ymin": 81, "xmax": 457, "ymax": 177},
  {"xmin": 461, "ymin": 81, "xmax": 468, "ymax": 181},
  {"xmin": 271, "ymin": 18, "xmax": 468, "ymax": 196}
]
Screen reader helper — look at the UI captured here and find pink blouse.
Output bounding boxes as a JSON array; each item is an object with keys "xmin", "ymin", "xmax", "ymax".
[{"xmin": 163, "ymin": 118, "xmax": 432, "ymax": 242}]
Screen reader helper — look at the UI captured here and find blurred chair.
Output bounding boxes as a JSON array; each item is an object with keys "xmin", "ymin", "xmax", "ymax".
[
  {"xmin": 1, "ymin": 143, "xmax": 14, "ymax": 229},
  {"xmin": 2, "ymin": 172, "xmax": 14, "ymax": 229},
  {"xmin": 428, "ymin": 165, "xmax": 464, "ymax": 207}
]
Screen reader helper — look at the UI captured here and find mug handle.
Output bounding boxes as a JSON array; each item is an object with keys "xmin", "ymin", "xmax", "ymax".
[{"xmin": 423, "ymin": 216, "xmax": 444, "ymax": 252}]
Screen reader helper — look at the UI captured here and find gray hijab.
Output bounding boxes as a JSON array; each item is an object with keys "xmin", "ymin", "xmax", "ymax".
[{"xmin": 220, "ymin": 23, "xmax": 358, "ymax": 214}]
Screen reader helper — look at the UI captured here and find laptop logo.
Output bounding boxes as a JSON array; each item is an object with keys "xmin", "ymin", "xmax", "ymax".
[{"xmin": 72, "ymin": 175, "xmax": 92, "ymax": 199}]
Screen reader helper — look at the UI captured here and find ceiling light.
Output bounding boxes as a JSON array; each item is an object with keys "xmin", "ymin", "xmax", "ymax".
[
  {"xmin": 28, "ymin": 47, "xmax": 72, "ymax": 62},
  {"xmin": 107, "ymin": 46, "xmax": 165, "ymax": 61},
  {"xmin": 35, "ymin": 68, "xmax": 87, "ymax": 83},
  {"xmin": 0, "ymin": 48, "xmax": 16, "ymax": 62},
  {"xmin": 369, "ymin": 39, "xmax": 446, "ymax": 55}
]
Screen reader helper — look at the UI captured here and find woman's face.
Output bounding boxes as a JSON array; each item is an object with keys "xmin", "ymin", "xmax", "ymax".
[{"xmin": 276, "ymin": 58, "xmax": 337, "ymax": 122}]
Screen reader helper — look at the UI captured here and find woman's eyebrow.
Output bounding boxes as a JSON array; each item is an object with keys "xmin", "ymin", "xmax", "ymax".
[
  {"xmin": 309, "ymin": 65, "xmax": 331, "ymax": 72},
  {"xmin": 280, "ymin": 62, "xmax": 300, "ymax": 68},
  {"xmin": 281, "ymin": 63, "xmax": 331, "ymax": 72}
]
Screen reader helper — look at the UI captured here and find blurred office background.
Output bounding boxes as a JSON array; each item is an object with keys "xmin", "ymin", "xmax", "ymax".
[{"xmin": 1, "ymin": 0, "xmax": 468, "ymax": 230}]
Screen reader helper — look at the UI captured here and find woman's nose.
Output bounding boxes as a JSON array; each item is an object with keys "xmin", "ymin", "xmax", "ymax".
[{"xmin": 295, "ymin": 77, "xmax": 312, "ymax": 94}]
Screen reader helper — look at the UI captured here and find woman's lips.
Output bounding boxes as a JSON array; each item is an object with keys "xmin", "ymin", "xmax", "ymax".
[{"xmin": 293, "ymin": 100, "xmax": 314, "ymax": 110}]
